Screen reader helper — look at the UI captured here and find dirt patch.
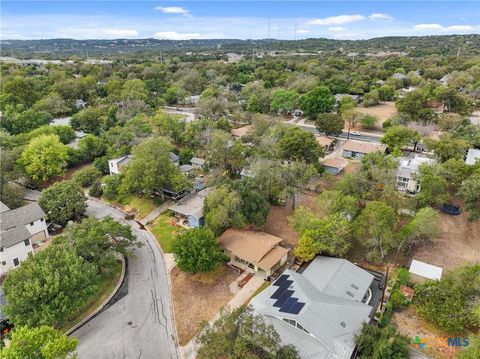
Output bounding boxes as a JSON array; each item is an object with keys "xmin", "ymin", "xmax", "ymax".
[
  {"xmin": 354, "ymin": 101, "xmax": 398, "ymax": 128},
  {"xmin": 264, "ymin": 192, "xmax": 321, "ymax": 248},
  {"xmin": 394, "ymin": 307, "xmax": 463, "ymax": 359},
  {"xmin": 409, "ymin": 203, "xmax": 480, "ymax": 270},
  {"xmin": 171, "ymin": 265, "xmax": 239, "ymax": 345},
  {"xmin": 40, "ymin": 162, "xmax": 94, "ymax": 189}
]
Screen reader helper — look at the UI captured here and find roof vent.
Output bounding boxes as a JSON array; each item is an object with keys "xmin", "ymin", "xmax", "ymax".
[
  {"xmin": 346, "ymin": 291, "xmax": 355, "ymax": 297},
  {"xmin": 340, "ymin": 322, "xmax": 346, "ymax": 328},
  {"xmin": 351, "ymin": 284, "xmax": 359, "ymax": 290}
]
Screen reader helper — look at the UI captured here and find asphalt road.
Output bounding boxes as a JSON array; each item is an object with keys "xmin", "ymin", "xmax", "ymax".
[
  {"xmin": 73, "ymin": 199, "xmax": 178, "ymax": 359},
  {"xmin": 298, "ymin": 124, "xmax": 382, "ymax": 143}
]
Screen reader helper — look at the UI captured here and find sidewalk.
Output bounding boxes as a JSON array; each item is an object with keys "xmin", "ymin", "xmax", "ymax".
[
  {"xmin": 178, "ymin": 274, "xmax": 265, "ymax": 359},
  {"xmin": 139, "ymin": 200, "xmax": 172, "ymax": 225}
]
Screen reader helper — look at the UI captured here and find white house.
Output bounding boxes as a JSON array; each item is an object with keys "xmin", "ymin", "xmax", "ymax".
[
  {"xmin": 0, "ymin": 202, "xmax": 48, "ymax": 272},
  {"xmin": 396, "ymin": 155, "xmax": 435, "ymax": 194},
  {"xmin": 108, "ymin": 155, "xmax": 132, "ymax": 175},
  {"xmin": 465, "ymin": 148, "xmax": 480, "ymax": 165}
]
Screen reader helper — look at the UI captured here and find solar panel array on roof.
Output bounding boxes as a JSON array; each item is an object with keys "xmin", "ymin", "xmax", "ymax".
[{"xmin": 270, "ymin": 274, "xmax": 306, "ymax": 315}]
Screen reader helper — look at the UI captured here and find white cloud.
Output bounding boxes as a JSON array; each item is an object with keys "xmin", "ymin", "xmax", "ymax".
[
  {"xmin": 414, "ymin": 23, "xmax": 443, "ymax": 30},
  {"xmin": 414, "ymin": 23, "xmax": 474, "ymax": 32},
  {"xmin": 328, "ymin": 26, "xmax": 347, "ymax": 32},
  {"xmin": 296, "ymin": 29, "xmax": 309, "ymax": 34},
  {"xmin": 103, "ymin": 29, "xmax": 138, "ymax": 37},
  {"xmin": 369, "ymin": 13, "xmax": 393, "ymax": 21},
  {"xmin": 154, "ymin": 31, "xmax": 202, "ymax": 40},
  {"xmin": 155, "ymin": 6, "xmax": 189, "ymax": 16},
  {"xmin": 307, "ymin": 14, "xmax": 365, "ymax": 26},
  {"xmin": 447, "ymin": 25, "xmax": 473, "ymax": 31}
]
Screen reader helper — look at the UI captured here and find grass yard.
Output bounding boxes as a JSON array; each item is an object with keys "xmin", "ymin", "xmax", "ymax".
[
  {"xmin": 171, "ymin": 265, "xmax": 239, "ymax": 345},
  {"xmin": 354, "ymin": 101, "xmax": 398, "ymax": 130},
  {"xmin": 122, "ymin": 195, "xmax": 156, "ymax": 219},
  {"xmin": 60, "ymin": 259, "xmax": 122, "ymax": 332},
  {"xmin": 148, "ymin": 213, "xmax": 184, "ymax": 253}
]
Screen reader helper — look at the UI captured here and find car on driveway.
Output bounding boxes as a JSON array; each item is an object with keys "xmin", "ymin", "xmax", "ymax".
[{"xmin": 351, "ymin": 131, "xmax": 361, "ymax": 136}]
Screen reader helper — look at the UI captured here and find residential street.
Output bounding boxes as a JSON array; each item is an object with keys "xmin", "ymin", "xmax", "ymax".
[{"xmin": 73, "ymin": 199, "xmax": 178, "ymax": 359}]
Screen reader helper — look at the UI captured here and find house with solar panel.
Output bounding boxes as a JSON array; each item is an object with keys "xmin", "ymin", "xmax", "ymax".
[{"xmin": 251, "ymin": 256, "xmax": 383, "ymax": 359}]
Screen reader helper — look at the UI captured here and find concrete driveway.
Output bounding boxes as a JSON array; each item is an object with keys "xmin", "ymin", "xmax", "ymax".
[{"xmin": 73, "ymin": 199, "xmax": 178, "ymax": 359}]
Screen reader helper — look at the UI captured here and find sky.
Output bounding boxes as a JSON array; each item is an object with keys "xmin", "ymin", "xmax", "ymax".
[{"xmin": 1, "ymin": 1, "xmax": 479, "ymax": 40}]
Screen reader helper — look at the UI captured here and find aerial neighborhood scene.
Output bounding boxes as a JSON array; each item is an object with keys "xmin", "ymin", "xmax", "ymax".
[{"xmin": 1, "ymin": 1, "xmax": 480, "ymax": 358}]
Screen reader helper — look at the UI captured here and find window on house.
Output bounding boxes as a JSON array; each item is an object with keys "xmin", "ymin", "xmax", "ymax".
[
  {"xmin": 13, "ymin": 258, "xmax": 20, "ymax": 266},
  {"xmin": 40, "ymin": 218, "xmax": 44, "ymax": 222},
  {"xmin": 0, "ymin": 247, "xmax": 3, "ymax": 252},
  {"xmin": 24, "ymin": 239, "xmax": 30, "ymax": 246},
  {"xmin": 2, "ymin": 261, "xmax": 6, "ymax": 266},
  {"xmin": 30, "ymin": 222, "xmax": 34, "ymax": 226}
]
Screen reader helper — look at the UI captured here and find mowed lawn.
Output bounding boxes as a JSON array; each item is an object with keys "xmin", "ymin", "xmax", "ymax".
[
  {"xmin": 148, "ymin": 214, "xmax": 184, "ymax": 253},
  {"xmin": 122, "ymin": 195, "xmax": 156, "ymax": 219}
]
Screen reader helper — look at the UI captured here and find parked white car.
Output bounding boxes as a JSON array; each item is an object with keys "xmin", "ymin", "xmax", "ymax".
[{"xmin": 351, "ymin": 131, "xmax": 361, "ymax": 136}]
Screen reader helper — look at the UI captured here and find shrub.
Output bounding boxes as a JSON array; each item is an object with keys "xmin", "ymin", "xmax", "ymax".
[
  {"xmin": 89, "ymin": 181, "xmax": 103, "ymax": 198},
  {"xmin": 94, "ymin": 156, "xmax": 110, "ymax": 175},
  {"xmin": 72, "ymin": 168, "xmax": 101, "ymax": 187},
  {"xmin": 360, "ymin": 115, "xmax": 378, "ymax": 129}
]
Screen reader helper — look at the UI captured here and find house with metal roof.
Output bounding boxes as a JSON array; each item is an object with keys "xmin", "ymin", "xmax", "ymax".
[
  {"xmin": 0, "ymin": 201, "xmax": 48, "ymax": 272},
  {"xmin": 219, "ymin": 229, "xmax": 289, "ymax": 279},
  {"xmin": 168, "ymin": 188, "xmax": 211, "ymax": 228},
  {"xmin": 108, "ymin": 155, "xmax": 132, "ymax": 175},
  {"xmin": 190, "ymin": 157, "xmax": 206, "ymax": 169},
  {"xmin": 396, "ymin": 155, "xmax": 435, "ymax": 194},
  {"xmin": 342, "ymin": 141, "xmax": 387, "ymax": 160},
  {"xmin": 251, "ymin": 256, "xmax": 379, "ymax": 359}
]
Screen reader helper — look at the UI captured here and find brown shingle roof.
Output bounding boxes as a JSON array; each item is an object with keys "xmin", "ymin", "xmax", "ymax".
[
  {"xmin": 218, "ymin": 229, "xmax": 288, "ymax": 271},
  {"xmin": 231, "ymin": 125, "xmax": 254, "ymax": 137},
  {"xmin": 343, "ymin": 141, "xmax": 386, "ymax": 154},
  {"xmin": 316, "ymin": 136, "xmax": 334, "ymax": 147},
  {"xmin": 323, "ymin": 158, "xmax": 348, "ymax": 169}
]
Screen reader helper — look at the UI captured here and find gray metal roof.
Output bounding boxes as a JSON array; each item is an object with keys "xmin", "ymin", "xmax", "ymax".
[
  {"xmin": 169, "ymin": 152, "xmax": 179, "ymax": 162},
  {"xmin": 180, "ymin": 164, "xmax": 194, "ymax": 173},
  {"xmin": 168, "ymin": 188, "xmax": 211, "ymax": 218},
  {"xmin": 1, "ymin": 202, "xmax": 46, "ymax": 248},
  {"xmin": 0, "ymin": 201, "xmax": 9, "ymax": 213},
  {"xmin": 251, "ymin": 257, "xmax": 374, "ymax": 359},
  {"xmin": 302, "ymin": 256, "xmax": 374, "ymax": 302},
  {"xmin": 190, "ymin": 157, "xmax": 205, "ymax": 165}
]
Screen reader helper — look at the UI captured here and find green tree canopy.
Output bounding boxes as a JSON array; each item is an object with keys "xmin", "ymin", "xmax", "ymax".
[
  {"xmin": 355, "ymin": 324, "xmax": 410, "ymax": 359},
  {"xmin": 171, "ymin": 227, "xmax": 227, "ymax": 273},
  {"xmin": 18, "ymin": 134, "xmax": 69, "ymax": 182},
  {"xmin": 354, "ymin": 201, "xmax": 396, "ymax": 262},
  {"xmin": 381, "ymin": 125, "xmax": 421, "ymax": 152},
  {"xmin": 204, "ymin": 185, "xmax": 246, "ymax": 235},
  {"xmin": 315, "ymin": 113, "xmax": 344, "ymax": 136},
  {"xmin": 398, "ymin": 207, "xmax": 441, "ymax": 252},
  {"xmin": 300, "ymin": 86, "xmax": 335, "ymax": 118},
  {"xmin": 231, "ymin": 178, "xmax": 270, "ymax": 228},
  {"xmin": 270, "ymin": 89, "xmax": 300, "ymax": 114},
  {"xmin": 39, "ymin": 180, "xmax": 87, "ymax": 225},
  {"xmin": 459, "ymin": 170, "xmax": 480, "ymax": 221},
  {"xmin": 396, "ymin": 89, "xmax": 434, "ymax": 122},
  {"xmin": 278, "ymin": 126, "xmax": 324, "ymax": 164},
  {"xmin": 3, "ymin": 243, "xmax": 98, "ymax": 327},
  {"xmin": 197, "ymin": 306, "xmax": 300, "ymax": 359},
  {"xmin": 425, "ymin": 133, "xmax": 469, "ymax": 162},
  {"xmin": 1, "ymin": 326, "xmax": 78, "ymax": 359},
  {"xmin": 63, "ymin": 217, "xmax": 140, "ymax": 270},
  {"xmin": 120, "ymin": 136, "xmax": 187, "ymax": 197},
  {"xmin": 416, "ymin": 163, "xmax": 449, "ymax": 207},
  {"xmin": 414, "ymin": 264, "xmax": 480, "ymax": 333}
]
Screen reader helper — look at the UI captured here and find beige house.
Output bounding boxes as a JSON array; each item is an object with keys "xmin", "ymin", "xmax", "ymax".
[
  {"xmin": 219, "ymin": 229, "xmax": 288, "ymax": 278},
  {"xmin": 342, "ymin": 141, "xmax": 387, "ymax": 160},
  {"xmin": 315, "ymin": 135, "xmax": 335, "ymax": 153},
  {"xmin": 231, "ymin": 125, "xmax": 254, "ymax": 138}
]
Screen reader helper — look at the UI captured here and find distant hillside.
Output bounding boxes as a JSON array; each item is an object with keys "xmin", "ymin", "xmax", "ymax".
[{"xmin": 1, "ymin": 34, "xmax": 479, "ymax": 59}]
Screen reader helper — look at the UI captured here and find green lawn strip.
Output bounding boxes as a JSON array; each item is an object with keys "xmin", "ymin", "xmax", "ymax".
[
  {"xmin": 148, "ymin": 213, "xmax": 184, "ymax": 253},
  {"xmin": 246, "ymin": 281, "xmax": 270, "ymax": 305},
  {"xmin": 124, "ymin": 195, "xmax": 156, "ymax": 219},
  {"xmin": 59, "ymin": 260, "xmax": 122, "ymax": 332}
]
